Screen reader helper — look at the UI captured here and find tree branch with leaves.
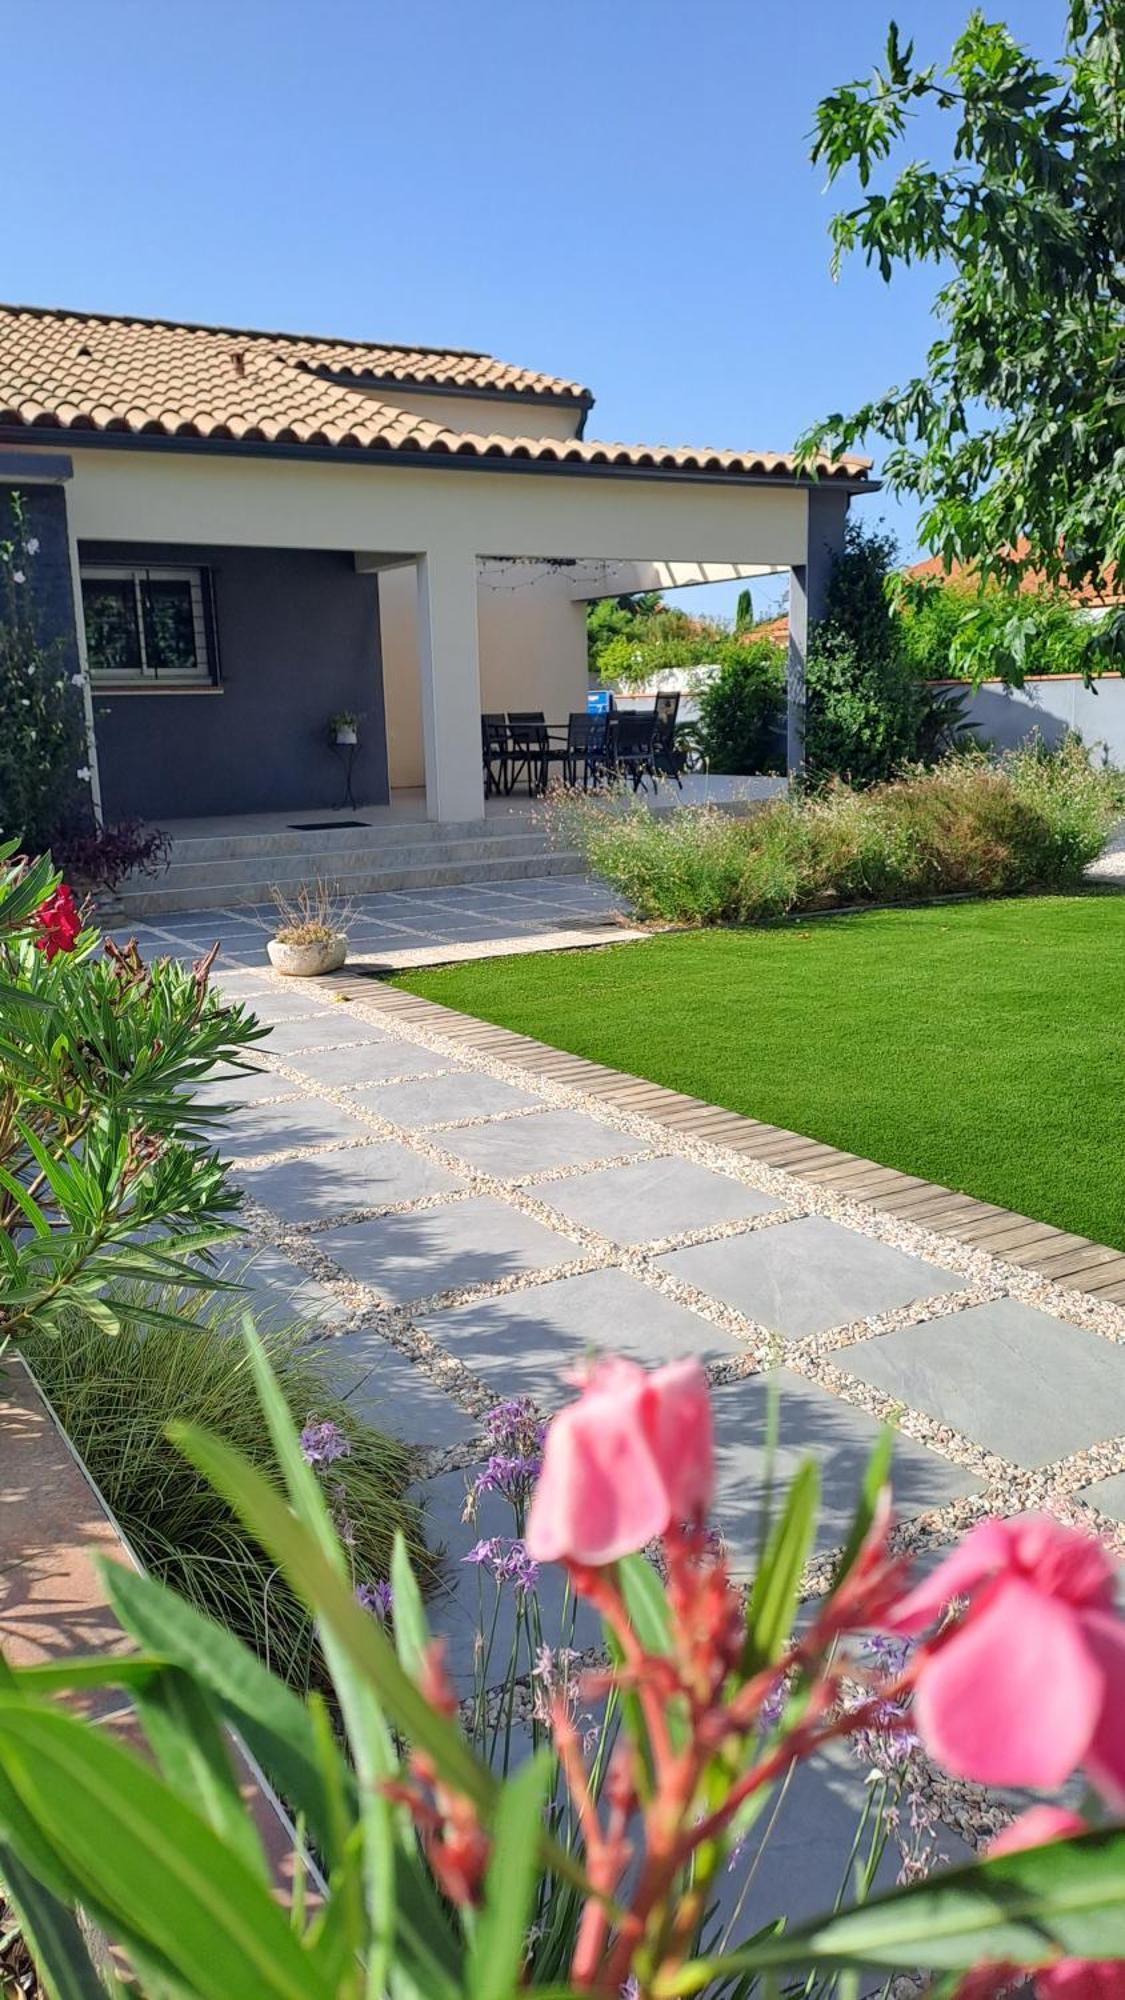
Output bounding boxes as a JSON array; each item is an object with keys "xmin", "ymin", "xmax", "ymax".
[{"xmin": 800, "ymin": 1, "xmax": 1125, "ymax": 681}]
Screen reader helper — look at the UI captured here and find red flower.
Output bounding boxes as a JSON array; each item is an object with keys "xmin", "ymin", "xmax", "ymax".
[{"xmin": 33, "ymin": 884, "xmax": 82, "ymax": 959}]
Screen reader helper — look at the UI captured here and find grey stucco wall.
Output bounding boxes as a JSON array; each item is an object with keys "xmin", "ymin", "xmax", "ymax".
[
  {"xmin": 950, "ymin": 675, "xmax": 1125, "ymax": 769},
  {"xmin": 85, "ymin": 542, "xmax": 388, "ymax": 822}
]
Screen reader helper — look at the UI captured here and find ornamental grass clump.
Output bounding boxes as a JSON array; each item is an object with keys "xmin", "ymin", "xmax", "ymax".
[
  {"xmin": 24, "ymin": 1289, "xmax": 431, "ymax": 1693},
  {"xmin": 559, "ymin": 741, "xmax": 1122, "ymax": 926}
]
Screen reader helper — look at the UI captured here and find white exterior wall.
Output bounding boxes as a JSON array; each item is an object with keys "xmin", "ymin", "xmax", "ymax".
[
  {"xmin": 379, "ymin": 558, "xmax": 588, "ymax": 787},
  {"xmin": 56, "ymin": 441, "xmax": 814, "ymax": 819}
]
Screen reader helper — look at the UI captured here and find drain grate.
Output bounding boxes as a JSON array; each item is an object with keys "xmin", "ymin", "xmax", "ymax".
[{"xmin": 286, "ymin": 819, "xmax": 371, "ymax": 831}]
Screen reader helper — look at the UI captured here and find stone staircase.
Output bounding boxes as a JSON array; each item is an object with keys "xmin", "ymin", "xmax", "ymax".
[{"xmin": 114, "ymin": 812, "xmax": 584, "ymax": 919}]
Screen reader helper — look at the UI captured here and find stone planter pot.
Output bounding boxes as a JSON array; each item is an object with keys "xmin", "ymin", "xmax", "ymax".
[
  {"xmin": 267, "ymin": 933, "xmax": 348, "ymax": 977},
  {"xmin": 334, "ymin": 726, "xmax": 358, "ymax": 746}
]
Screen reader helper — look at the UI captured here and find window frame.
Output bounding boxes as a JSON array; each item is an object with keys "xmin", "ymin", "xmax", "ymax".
[{"xmin": 81, "ymin": 563, "xmax": 218, "ymax": 688}]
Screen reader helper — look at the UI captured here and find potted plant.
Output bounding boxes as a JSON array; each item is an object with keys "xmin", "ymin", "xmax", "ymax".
[
  {"xmin": 329, "ymin": 709, "xmax": 360, "ymax": 747},
  {"xmin": 266, "ymin": 878, "xmax": 349, "ymax": 977}
]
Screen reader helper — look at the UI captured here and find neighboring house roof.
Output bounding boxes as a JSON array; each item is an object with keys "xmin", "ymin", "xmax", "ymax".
[
  {"xmin": 0, "ymin": 303, "xmax": 874, "ymax": 486},
  {"xmin": 906, "ymin": 547, "xmax": 1122, "ymax": 607}
]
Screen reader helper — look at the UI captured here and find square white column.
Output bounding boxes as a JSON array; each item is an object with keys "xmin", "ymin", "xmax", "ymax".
[{"xmin": 415, "ymin": 546, "xmax": 485, "ymax": 823}]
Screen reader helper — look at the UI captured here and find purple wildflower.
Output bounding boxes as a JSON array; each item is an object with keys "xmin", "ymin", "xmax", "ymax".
[
  {"xmin": 463, "ymin": 1534, "xmax": 540, "ymax": 1597},
  {"xmin": 484, "ymin": 1397, "xmax": 545, "ymax": 1456},
  {"xmin": 300, "ymin": 1419, "xmax": 351, "ymax": 1467},
  {"xmin": 472, "ymin": 1450, "xmax": 543, "ymax": 1507},
  {"xmin": 356, "ymin": 1579, "xmax": 393, "ymax": 1621}
]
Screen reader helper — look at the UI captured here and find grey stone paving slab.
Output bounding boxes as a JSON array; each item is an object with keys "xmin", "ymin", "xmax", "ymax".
[
  {"xmin": 236, "ymin": 1143, "xmax": 464, "ymax": 1224},
  {"xmin": 436, "ymin": 1108, "xmax": 647, "ymax": 1179},
  {"xmin": 217, "ymin": 1096, "xmax": 375, "ymax": 1161},
  {"xmin": 836, "ymin": 1298, "xmax": 1125, "ymax": 1469},
  {"xmin": 709, "ymin": 1368, "xmax": 979, "ymax": 1569},
  {"xmin": 257, "ymin": 1014, "xmax": 396, "ymax": 1057},
  {"xmin": 319, "ymin": 1196, "xmax": 578, "ymax": 1305},
  {"xmin": 314, "ymin": 1332, "xmax": 480, "ymax": 1449},
  {"xmin": 707, "ymin": 1740, "xmax": 969, "ymax": 1944},
  {"xmin": 182, "ymin": 1068, "xmax": 300, "ymax": 1108},
  {"xmin": 659, "ymin": 1215, "xmax": 967, "ymax": 1339},
  {"xmin": 213, "ymin": 1247, "xmax": 350, "ymax": 1331},
  {"xmin": 1078, "ymin": 1470, "xmax": 1125, "ymax": 1525},
  {"xmin": 418, "ymin": 1267, "xmax": 741, "ymax": 1405},
  {"xmin": 536, "ymin": 1155, "xmax": 781, "ymax": 1245},
  {"xmin": 284, "ymin": 1041, "xmax": 452, "ymax": 1089},
  {"xmin": 357, "ymin": 1070, "xmax": 543, "ymax": 1129},
  {"xmin": 233, "ymin": 993, "xmax": 330, "ymax": 1024},
  {"xmin": 411, "ymin": 1469, "xmax": 600, "ymax": 1691}
]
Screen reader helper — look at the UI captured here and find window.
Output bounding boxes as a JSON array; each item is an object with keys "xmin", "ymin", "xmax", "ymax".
[{"xmin": 81, "ymin": 565, "xmax": 215, "ymax": 685}]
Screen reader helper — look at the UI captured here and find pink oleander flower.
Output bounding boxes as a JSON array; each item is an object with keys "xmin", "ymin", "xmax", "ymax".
[
  {"xmin": 525, "ymin": 1356, "xmax": 713, "ymax": 1567},
  {"xmin": 957, "ymin": 1809, "xmax": 1122, "ymax": 1998},
  {"xmin": 889, "ymin": 1515, "xmax": 1125, "ymax": 1796}
]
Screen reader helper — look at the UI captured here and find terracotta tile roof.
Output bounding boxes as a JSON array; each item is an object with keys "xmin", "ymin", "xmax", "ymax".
[
  {"xmin": 907, "ymin": 547, "xmax": 1122, "ymax": 607},
  {"xmin": 0, "ymin": 303, "xmax": 873, "ymax": 484}
]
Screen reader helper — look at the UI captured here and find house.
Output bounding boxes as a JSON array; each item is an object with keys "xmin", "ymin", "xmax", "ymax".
[{"xmin": 0, "ymin": 303, "xmax": 875, "ymax": 834}]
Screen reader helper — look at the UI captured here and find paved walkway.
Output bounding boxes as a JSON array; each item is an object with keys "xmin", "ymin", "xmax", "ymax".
[
  {"xmin": 113, "ymin": 884, "xmax": 1125, "ymax": 1913},
  {"xmin": 117, "ymin": 874, "xmax": 631, "ymax": 970}
]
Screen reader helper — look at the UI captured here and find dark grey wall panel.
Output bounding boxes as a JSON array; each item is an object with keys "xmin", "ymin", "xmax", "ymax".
[{"xmin": 85, "ymin": 542, "xmax": 388, "ymax": 821}]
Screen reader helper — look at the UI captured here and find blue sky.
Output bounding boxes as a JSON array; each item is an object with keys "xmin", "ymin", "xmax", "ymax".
[{"xmin": 7, "ymin": 0, "xmax": 1066, "ymax": 620}]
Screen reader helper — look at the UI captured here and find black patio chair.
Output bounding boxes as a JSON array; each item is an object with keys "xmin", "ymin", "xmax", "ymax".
[
  {"xmin": 547, "ymin": 711, "xmax": 613, "ymax": 790},
  {"xmin": 652, "ymin": 690, "xmax": 685, "ymax": 786},
  {"xmin": 506, "ymin": 711, "xmax": 549, "ymax": 796},
  {"xmin": 614, "ymin": 711, "xmax": 658, "ymax": 791},
  {"xmin": 481, "ymin": 713, "xmax": 510, "ymax": 797}
]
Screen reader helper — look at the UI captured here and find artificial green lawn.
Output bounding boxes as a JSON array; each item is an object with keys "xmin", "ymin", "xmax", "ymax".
[{"xmin": 395, "ymin": 891, "xmax": 1125, "ymax": 1251}]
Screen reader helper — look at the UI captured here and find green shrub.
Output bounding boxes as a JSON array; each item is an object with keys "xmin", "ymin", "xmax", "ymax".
[
  {"xmin": 562, "ymin": 739, "xmax": 1121, "ymax": 925},
  {"xmin": 805, "ymin": 521, "xmax": 933, "ymax": 784},
  {"xmin": 25, "ymin": 1288, "xmax": 432, "ymax": 1693},
  {"xmin": 694, "ymin": 639, "xmax": 786, "ymax": 773},
  {"xmin": 898, "ymin": 576, "xmax": 1096, "ymax": 682}
]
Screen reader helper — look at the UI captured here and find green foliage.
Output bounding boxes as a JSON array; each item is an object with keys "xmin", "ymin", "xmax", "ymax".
[
  {"xmin": 554, "ymin": 739, "xmax": 1121, "ymax": 926},
  {"xmin": 0, "ymin": 839, "xmax": 266, "ymax": 1342},
  {"xmin": 595, "ymin": 620, "xmax": 740, "ymax": 693},
  {"xmin": 0, "ymin": 1330, "xmax": 1121, "ymax": 1997},
  {"xmin": 0, "ymin": 491, "xmax": 90, "ymax": 852},
  {"xmin": 24, "ymin": 1293, "xmax": 430, "ymax": 1694},
  {"xmin": 898, "ymin": 575, "xmax": 1100, "ymax": 683},
  {"xmin": 734, "ymin": 586, "xmax": 755, "ymax": 632},
  {"xmin": 805, "ymin": 522, "xmax": 937, "ymax": 784},
  {"xmin": 585, "ymin": 591, "xmax": 664, "ymax": 676},
  {"xmin": 695, "ymin": 640, "xmax": 786, "ymax": 774},
  {"xmin": 801, "ymin": 3, "xmax": 1125, "ymax": 678}
]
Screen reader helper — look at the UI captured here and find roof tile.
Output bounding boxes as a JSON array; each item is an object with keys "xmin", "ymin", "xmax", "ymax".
[{"xmin": 0, "ymin": 303, "xmax": 872, "ymax": 485}]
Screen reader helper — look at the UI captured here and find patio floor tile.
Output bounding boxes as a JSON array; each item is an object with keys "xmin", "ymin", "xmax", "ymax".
[
  {"xmin": 217, "ymin": 1096, "xmax": 375, "ymax": 1161},
  {"xmin": 534, "ymin": 1155, "xmax": 781, "ymax": 1245},
  {"xmin": 417, "ymin": 1267, "xmax": 740, "ymax": 1405},
  {"xmin": 236, "ymin": 1143, "xmax": 464, "ymax": 1223},
  {"xmin": 319, "ymin": 1196, "xmax": 578, "ymax": 1305},
  {"xmin": 1077, "ymin": 1471, "xmax": 1125, "ymax": 1525},
  {"xmin": 834, "ymin": 1298, "xmax": 1125, "ymax": 1468},
  {"xmin": 182, "ymin": 1067, "xmax": 300, "ymax": 1108},
  {"xmin": 314, "ymin": 1333, "xmax": 480, "ymax": 1449},
  {"xmin": 213, "ymin": 1247, "xmax": 350, "ymax": 1331},
  {"xmin": 357, "ymin": 1070, "xmax": 543, "ymax": 1129},
  {"xmin": 435, "ymin": 1108, "xmax": 647, "ymax": 1179},
  {"xmin": 282, "ymin": 1041, "xmax": 451, "ymax": 1088},
  {"xmin": 658, "ymin": 1216, "xmax": 967, "ymax": 1338},
  {"xmin": 708, "ymin": 1368, "xmax": 978, "ymax": 1568},
  {"xmin": 256, "ymin": 1015, "xmax": 396, "ymax": 1057}
]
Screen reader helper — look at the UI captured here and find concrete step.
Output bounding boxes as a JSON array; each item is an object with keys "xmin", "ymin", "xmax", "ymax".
[
  {"xmin": 144, "ymin": 830, "xmax": 563, "ymax": 896},
  {"xmin": 142, "ymin": 811, "xmax": 546, "ymax": 866},
  {"xmin": 115, "ymin": 849, "xmax": 586, "ymax": 918}
]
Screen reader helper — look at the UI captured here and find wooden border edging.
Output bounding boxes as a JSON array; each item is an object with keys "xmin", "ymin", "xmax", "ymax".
[{"xmin": 327, "ymin": 971, "xmax": 1125, "ymax": 1306}]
